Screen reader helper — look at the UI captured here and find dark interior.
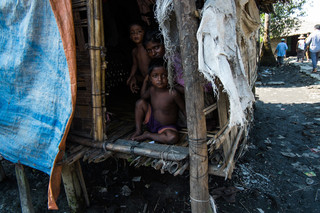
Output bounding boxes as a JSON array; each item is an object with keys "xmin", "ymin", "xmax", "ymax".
[
  {"xmin": 101, "ymin": 0, "xmax": 218, "ymax": 130},
  {"xmin": 70, "ymin": 0, "xmax": 219, "ymax": 139},
  {"xmin": 103, "ymin": 0, "xmax": 154, "ymax": 120}
]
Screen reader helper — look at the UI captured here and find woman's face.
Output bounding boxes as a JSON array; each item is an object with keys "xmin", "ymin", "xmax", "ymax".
[{"xmin": 145, "ymin": 41, "xmax": 165, "ymax": 59}]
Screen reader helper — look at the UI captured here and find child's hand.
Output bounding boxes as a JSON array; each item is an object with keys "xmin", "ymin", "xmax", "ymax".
[
  {"xmin": 126, "ymin": 75, "xmax": 133, "ymax": 85},
  {"xmin": 131, "ymin": 84, "xmax": 140, "ymax": 93},
  {"xmin": 129, "ymin": 77, "xmax": 139, "ymax": 93}
]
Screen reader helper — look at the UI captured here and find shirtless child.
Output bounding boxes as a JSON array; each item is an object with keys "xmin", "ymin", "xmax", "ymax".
[
  {"xmin": 126, "ymin": 22, "xmax": 150, "ymax": 93},
  {"xmin": 131, "ymin": 59, "xmax": 186, "ymax": 144}
]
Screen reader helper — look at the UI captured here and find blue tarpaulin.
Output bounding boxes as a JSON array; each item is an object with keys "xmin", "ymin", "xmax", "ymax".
[{"xmin": 0, "ymin": 0, "xmax": 76, "ymax": 209}]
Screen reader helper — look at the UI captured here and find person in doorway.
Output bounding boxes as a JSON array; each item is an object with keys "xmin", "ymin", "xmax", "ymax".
[
  {"xmin": 305, "ymin": 32, "xmax": 311, "ymax": 62},
  {"xmin": 274, "ymin": 38, "xmax": 288, "ymax": 66},
  {"xmin": 130, "ymin": 59, "xmax": 186, "ymax": 144},
  {"xmin": 142, "ymin": 29, "xmax": 188, "ymax": 129},
  {"xmin": 296, "ymin": 34, "xmax": 306, "ymax": 63},
  {"xmin": 142, "ymin": 29, "xmax": 185, "ymax": 95},
  {"xmin": 306, "ymin": 24, "xmax": 320, "ymax": 73},
  {"xmin": 126, "ymin": 22, "xmax": 150, "ymax": 93}
]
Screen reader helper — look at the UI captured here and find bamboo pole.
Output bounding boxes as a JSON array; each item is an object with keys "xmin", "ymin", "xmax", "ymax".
[
  {"xmin": 225, "ymin": 127, "xmax": 244, "ymax": 178},
  {"xmin": 68, "ymin": 134, "xmax": 189, "ymax": 161},
  {"xmin": 203, "ymin": 103, "xmax": 217, "ymax": 115},
  {"xmin": 15, "ymin": 164, "xmax": 35, "ymax": 213},
  {"xmin": 88, "ymin": 0, "xmax": 103, "ymax": 142},
  {"xmin": 75, "ymin": 161, "xmax": 90, "ymax": 207},
  {"xmin": 99, "ymin": 0, "xmax": 107, "ymax": 139},
  {"xmin": 173, "ymin": 1, "xmax": 211, "ymax": 212}
]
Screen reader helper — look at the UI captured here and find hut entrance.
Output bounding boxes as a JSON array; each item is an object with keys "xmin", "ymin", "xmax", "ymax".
[
  {"xmin": 69, "ymin": 0, "xmax": 231, "ymax": 179},
  {"xmin": 62, "ymin": 0, "xmax": 254, "ymax": 211},
  {"xmin": 101, "ymin": 0, "xmax": 220, "ymax": 141}
]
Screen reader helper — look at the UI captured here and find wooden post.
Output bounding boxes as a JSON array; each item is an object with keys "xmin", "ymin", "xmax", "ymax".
[
  {"xmin": 99, "ymin": 0, "xmax": 107, "ymax": 139},
  {"xmin": 217, "ymin": 82, "xmax": 229, "ymax": 129},
  {"xmin": 88, "ymin": 0, "xmax": 103, "ymax": 142},
  {"xmin": 75, "ymin": 161, "xmax": 90, "ymax": 207},
  {"xmin": 173, "ymin": 1, "xmax": 211, "ymax": 212},
  {"xmin": 61, "ymin": 163, "xmax": 85, "ymax": 213},
  {"xmin": 15, "ymin": 164, "xmax": 35, "ymax": 213},
  {"xmin": 217, "ymin": 83, "xmax": 233, "ymax": 170}
]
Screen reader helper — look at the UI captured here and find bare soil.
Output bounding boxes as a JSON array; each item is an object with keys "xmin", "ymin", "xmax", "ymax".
[{"xmin": 1, "ymin": 59, "xmax": 320, "ymax": 213}]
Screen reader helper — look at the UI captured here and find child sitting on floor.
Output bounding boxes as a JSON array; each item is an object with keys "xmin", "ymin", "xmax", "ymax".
[
  {"xmin": 126, "ymin": 22, "xmax": 150, "ymax": 93},
  {"xmin": 130, "ymin": 59, "xmax": 186, "ymax": 144}
]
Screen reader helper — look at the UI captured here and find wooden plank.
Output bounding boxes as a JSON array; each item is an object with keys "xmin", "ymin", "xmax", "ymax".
[
  {"xmin": 203, "ymin": 103, "xmax": 217, "ymax": 115},
  {"xmin": 66, "ymin": 147, "xmax": 91, "ymax": 165},
  {"xmin": 226, "ymin": 126, "xmax": 238, "ymax": 175},
  {"xmin": 73, "ymin": 11, "xmax": 86, "ymax": 51},
  {"xmin": 217, "ymin": 82, "xmax": 229, "ymax": 128},
  {"xmin": 69, "ymin": 145, "xmax": 84, "ymax": 154},
  {"xmin": 93, "ymin": 151, "xmax": 113, "ymax": 163},
  {"xmin": 15, "ymin": 164, "xmax": 35, "ymax": 213},
  {"xmin": 75, "ymin": 161, "xmax": 90, "ymax": 207},
  {"xmin": 86, "ymin": 149, "xmax": 102, "ymax": 163},
  {"xmin": 82, "ymin": 148, "xmax": 98, "ymax": 162},
  {"xmin": 216, "ymin": 82, "xmax": 233, "ymax": 172},
  {"xmin": 225, "ymin": 127, "xmax": 244, "ymax": 178},
  {"xmin": 208, "ymin": 125, "xmax": 233, "ymax": 154},
  {"xmin": 173, "ymin": 0, "xmax": 210, "ymax": 212},
  {"xmin": 106, "ymin": 123, "xmax": 136, "ymax": 142},
  {"xmin": 61, "ymin": 163, "xmax": 85, "ymax": 212}
]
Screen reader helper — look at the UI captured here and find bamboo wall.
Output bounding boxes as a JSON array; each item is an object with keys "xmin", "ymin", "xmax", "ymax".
[{"xmin": 70, "ymin": 0, "xmax": 93, "ymax": 136}]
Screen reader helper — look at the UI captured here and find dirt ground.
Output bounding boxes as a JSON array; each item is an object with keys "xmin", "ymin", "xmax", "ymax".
[{"xmin": 1, "ymin": 57, "xmax": 320, "ymax": 213}]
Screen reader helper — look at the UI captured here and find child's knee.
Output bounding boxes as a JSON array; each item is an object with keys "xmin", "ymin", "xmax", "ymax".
[{"xmin": 165, "ymin": 130, "xmax": 179, "ymax": 144}]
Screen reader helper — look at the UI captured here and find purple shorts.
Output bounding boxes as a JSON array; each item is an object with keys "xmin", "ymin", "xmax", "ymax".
[{"xmin": 143, "ymin": 104, "xmax": 178, "ymax": 134}]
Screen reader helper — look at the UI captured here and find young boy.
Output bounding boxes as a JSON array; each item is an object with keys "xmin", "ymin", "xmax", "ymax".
[
  {"xmin": 126, "ymin": 22, "xmax": 150, "ymax": 93},
  {"xmin": 131, "ymin": 59, "xmax": 186, "ymax": 144}
]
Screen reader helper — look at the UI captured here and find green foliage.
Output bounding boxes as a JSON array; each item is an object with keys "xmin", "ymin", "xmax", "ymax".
[{"xmin": 261, "ymin": 0, "xmax": 307, "ymax": 38}]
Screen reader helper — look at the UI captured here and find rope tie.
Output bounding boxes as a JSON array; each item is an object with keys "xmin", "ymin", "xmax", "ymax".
[
  {"xmin": 102, "ymin": 142, "xmax": 107, "ymax": 153},
  {"xmin": 86, "ymin": 45, "xmax": 106, "ymax": 51},
  {"xmin": 190, "ymin": 195, "xmax": 210, "ymax": 203},
  {"xmin": 188, "ymin": 138, "xmax": 207, "ymax": 144}
]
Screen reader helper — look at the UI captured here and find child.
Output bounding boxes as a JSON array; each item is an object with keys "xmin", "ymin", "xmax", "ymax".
[
  {"xmin": 131, "ymin": 59, "xmax": 186, "ymax": 144},
  {"xmin": 126, "ymin": 22, "xmax": 150, "ymax": 93},
  {"xmin": 143, "ymin": 29, "xmax": 184, "ymax": 95}
]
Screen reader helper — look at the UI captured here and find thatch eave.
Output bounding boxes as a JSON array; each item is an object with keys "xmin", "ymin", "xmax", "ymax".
[{"xmin": 256, "ymin": 0, "xmax": 290, "ymax": 13}]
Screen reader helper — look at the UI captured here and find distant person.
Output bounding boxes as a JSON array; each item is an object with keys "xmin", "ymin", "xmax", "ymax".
[
  {"xmin": 126, "ymin": 22, "xmax": 150, "ymax": 93},
  {"xmin": 274, "ymin": 38, "xmax": 288, "ymax": 66},
  {"xmin": 296, "ymin": 34, "xmax": 306, "ymax": 63},
  {"xmin": 306, "ymin": 24, "xmax": 320, "ymax": 73},
  {"xmin": 305, "ymin": 32, "xmax": 311, "ymax": 62},
  {"xmin": 130, "ymin": 59, "xmax": 186, "ymax": 144}
]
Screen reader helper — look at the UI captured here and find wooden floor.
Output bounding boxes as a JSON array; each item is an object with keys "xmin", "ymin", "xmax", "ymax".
[
  {"xmin": 65, "ymin": 83, "xmax": 228, "ymax": 177},
  {"xmin": 66, "ymin": 85, "xmax": 191, "ymax": 175}
]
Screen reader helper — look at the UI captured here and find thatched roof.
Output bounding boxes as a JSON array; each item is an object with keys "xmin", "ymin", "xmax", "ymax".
[
  {"xmin": 286, "ymin": 19, "xmax": 318, "ymax": 37},
  {"xmin": 256, "ymin": 0, "xmax": 290, "ymax": 13}
]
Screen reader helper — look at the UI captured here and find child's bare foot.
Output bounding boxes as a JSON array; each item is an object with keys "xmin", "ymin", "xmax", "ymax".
[
  {"xmin": 132, "ymin": 131, "xmax": 150, "ymax": 141},
  {"xmin": 130, "ymin": 130, "xmax": 142, "ymax": 140}
]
